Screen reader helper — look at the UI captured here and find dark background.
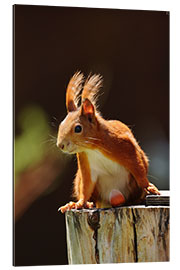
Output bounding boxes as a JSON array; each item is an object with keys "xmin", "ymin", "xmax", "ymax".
[{"xmin": 14, "ymin": 5, "xmax": 169, "ymax": 266}]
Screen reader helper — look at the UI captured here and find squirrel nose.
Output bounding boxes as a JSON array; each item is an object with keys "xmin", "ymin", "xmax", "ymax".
[
  {"xmin": 57, "ymin": 141, "xmax": 64, "ymax": 150},
  {"xmin": 57, "ymin": 140, "xmax": 70, "ymax": 151},
  {"xmin": 60, "ymin": 143, "xmax": 64, "ymax": 150}
]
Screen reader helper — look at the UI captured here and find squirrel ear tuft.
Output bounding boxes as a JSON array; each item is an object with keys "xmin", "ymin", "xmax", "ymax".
[
  {"xmin": 81, "ymin": 98, "xmax": 95, "ymax": 116},
  {"xmin": 66, "ymin": 72, "xmax": 84, "ymax": 112}
]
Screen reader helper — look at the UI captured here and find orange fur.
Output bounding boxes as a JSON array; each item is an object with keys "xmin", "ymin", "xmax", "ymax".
[
  {"xmin": 75, "ymin": 152, "xmax": 96, "ymax": 201},
  {"xmin": 57, "ymin": 72, "xmax": 160, "ymax": 213},
  {"xmin": 91, "ymin": 117, "xmax": 149, "ymax": 188},
  {"xmin": 66, "ymin": 72, "xmax": 84, "ymax": 112},
  {"xmin": 81, "ymin": 74, "xmax": 102, "ymax": 105}
]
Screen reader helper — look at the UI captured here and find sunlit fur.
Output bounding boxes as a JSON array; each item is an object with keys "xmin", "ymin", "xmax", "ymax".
[
  {"xmin": 66, "ymin": 72, "xmax": 84, "ymax": 112},
  {"xmin": 81, "ymin": 73, "xmax": 103, "ymax": 105}
]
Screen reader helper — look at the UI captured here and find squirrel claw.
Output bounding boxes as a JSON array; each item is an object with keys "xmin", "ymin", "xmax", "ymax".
[
  {"xmin": 58, "ymin": 201, "xmax": 76, "ymax": 213},
  {"xmin": 84, "ymin": 201, "xmax": 94, "ymax": 208},
  {"xmin": 59, "ymin": 200, "xmax": 94, "ymax": 213}
]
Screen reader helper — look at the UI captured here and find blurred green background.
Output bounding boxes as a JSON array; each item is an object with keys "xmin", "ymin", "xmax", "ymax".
[
  {"xmin": 15, "ymin": 106, "xmax": 50, "ymax": 180},
  {"xmin": 14, "ymin": 5, "xmax": 169, "ymax": 266}
]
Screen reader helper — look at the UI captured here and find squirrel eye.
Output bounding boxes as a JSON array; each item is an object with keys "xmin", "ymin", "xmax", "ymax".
[{"xmin": 74, "ymin": 125, "xmax": 82, "ymax": 133}]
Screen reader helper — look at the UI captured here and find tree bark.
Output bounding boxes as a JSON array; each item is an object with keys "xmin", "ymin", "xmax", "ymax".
[{"xmin": 65, "ymin": 205, "xmax": 169, "ymax": 264}]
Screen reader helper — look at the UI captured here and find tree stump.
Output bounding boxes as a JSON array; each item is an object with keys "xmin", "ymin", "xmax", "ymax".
[{"xmin": 65, "ymin": 192, "xmax": 169, "ymax": 264}]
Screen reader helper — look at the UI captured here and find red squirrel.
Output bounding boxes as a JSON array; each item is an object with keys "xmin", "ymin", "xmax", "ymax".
[{"xmin": 57, "ymin": 72, "xmax": 160, "ymax": 213}]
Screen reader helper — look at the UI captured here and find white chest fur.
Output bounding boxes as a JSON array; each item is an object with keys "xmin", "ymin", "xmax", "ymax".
[{"xmin": 85, "ymin": 149, "xmax": 130, "ymax": 202}]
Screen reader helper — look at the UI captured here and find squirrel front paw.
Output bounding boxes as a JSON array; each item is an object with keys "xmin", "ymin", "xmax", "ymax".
[
  {"xmin": 59, "ymin": 200, "xmax": 94, "ymax": 213},
  {"xmin": 145, "ymin": 183, "xmax": 160, "ymax": 195}
]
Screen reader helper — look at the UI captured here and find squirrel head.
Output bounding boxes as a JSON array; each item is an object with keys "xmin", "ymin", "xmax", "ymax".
[{"xmin": 57, "ymin": 72, "xmax": 103, "ymax": 154}]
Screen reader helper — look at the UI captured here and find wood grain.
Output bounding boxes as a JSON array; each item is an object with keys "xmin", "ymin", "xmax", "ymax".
[{"xmin": 65, "ymin": 205, "xmax": 169, "ymax": 264}]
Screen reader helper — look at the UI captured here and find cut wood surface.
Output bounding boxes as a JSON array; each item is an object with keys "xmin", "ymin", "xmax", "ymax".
[{"xmin": 65, "ymin": 204, "xmax": 169, "ymax": 264}]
